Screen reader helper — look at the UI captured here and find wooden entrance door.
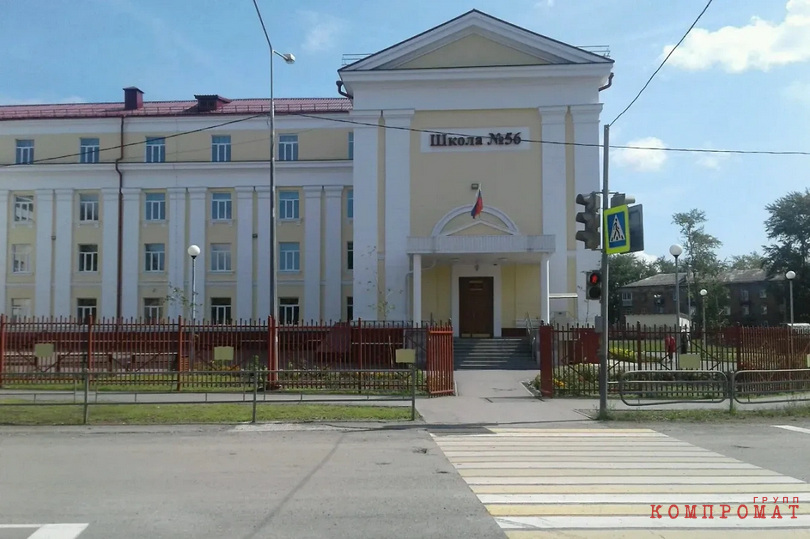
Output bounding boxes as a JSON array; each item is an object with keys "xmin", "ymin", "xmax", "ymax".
[{"xmin": 459, "ymin": 277, "xmax": 494, "ymax": 338}]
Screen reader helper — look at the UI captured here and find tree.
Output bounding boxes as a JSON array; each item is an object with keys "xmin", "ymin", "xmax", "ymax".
[
  {"xmin": 652, "ymin": 256, "xmax": 676, "ymax": 274},
  {"xmin": 605, "ymin": 254, "xmax": 657, "ymax": 323},
  {"xmin": 762, "ymin": 189, "xmax": 810, "ymax": 323},
  {"xmin": 672, "ymin": 209, "xmax": 728, "ymax": 327},
  {"xmin": 361, "ymin": 246, "xmax": 403, "ymax": 320},
  {"xmin": 165, "ymin": 285, "xmax": 201, "ymax": 320},
  {"xmin": 727, "ymin": 251, "xmax": 765, "ymax": 270}
]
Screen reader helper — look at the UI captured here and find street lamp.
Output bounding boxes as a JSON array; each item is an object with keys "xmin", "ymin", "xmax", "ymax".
[
  {"xmin": 700, "ymin": 288, "xmax": 708, "ymax": 357},
  {"xmin": 670, "ymin": 244, "xmax": 683, "ymax": 368},
  {"xmin": 786, "ymin": 270, "xmax": 796, "ymax": 325},
  {"xmin": 188, "ymin": 244, "xmax": 200, "ymax": 368}
]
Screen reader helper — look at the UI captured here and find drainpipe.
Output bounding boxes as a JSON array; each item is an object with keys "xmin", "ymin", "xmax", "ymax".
[
  {"xmin": 598, "ymin": 72, "xmax": 614, "ymax": 92},
  {"xmin": 405, "ymin": 259, "xmax": 438, "ymax": 323},
  {"xmin": 114, "ymin": 116, "xmax": 125, "ymax": 320}
]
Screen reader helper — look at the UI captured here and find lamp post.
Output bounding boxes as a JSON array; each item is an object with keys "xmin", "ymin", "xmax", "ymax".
[
  {"xmin": 670, "ymin": 244, "xmax": 683, "ymax": 368},
  {"xmin": 252, "ymin": 2, "xmax": 295, "ymax": 379},
  {"xmin": 786, "ymin": 270, "xmax": 796, "ymax": 325},
  {"xmin": 188, "ymin": 244, "xmax": 200, "ymax": 367},
  {"xmin": 700, "ymin": 288, "xmax": 708, "ymax": 358}
]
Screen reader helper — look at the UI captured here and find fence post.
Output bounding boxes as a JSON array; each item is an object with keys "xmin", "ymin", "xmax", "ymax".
[
  {"xmin": 0, "ymin": 314, "xmax": 5, "ymax": 387},
  {"xmin": 252, "ymin": 366, "xmax": 259, "ymax": 424},
  {"xmin": 82, "ymin": 367, "xmax": 90, "ymax": 425},
  {"xmin": 358, "ymin": 319, "xmax": 364, "ymax": 394},
  {"xmin": 176, "ymin": 316, "xmax": 184, "ymax": 391},
  {"xmin": 538, "ymin": 326, "xmax": 554, "ymax": 397},
  {"xmin": 728, "ymin": 371, "xmax": 736, "ymax": 413},
  {"xmin": 267, "ymin": 316, "xmax": 278, "ymax": 389},
  {"xmin": 635, "ymin": 322, "xmax": 642, "ymax": 365},
  {"xmin": 735, "ymin": 323, "xmax": 743, "ymax": 370},
  {"xmin": 410, "ymin": 360, "xmax": 416, "ymax": 421},
  {"xmin": 87, "ymin": 315, "xmax": 95, "ymax": 380}
]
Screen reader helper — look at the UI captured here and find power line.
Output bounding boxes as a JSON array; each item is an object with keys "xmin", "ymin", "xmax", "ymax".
[{"xmin": 610, "ymin": 0, "xmax": 715, "ymax": 125}]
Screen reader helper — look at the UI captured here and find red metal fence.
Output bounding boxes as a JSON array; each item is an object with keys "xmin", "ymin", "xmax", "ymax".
[
  {"xmin": 0, "ymin": 316, "xmax": 454, "ymax": 396},
  {"xmin": 537, "ymin": 323, "xmax": 810, "ymax": 397}
]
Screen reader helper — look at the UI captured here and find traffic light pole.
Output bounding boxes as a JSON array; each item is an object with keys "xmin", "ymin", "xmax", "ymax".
[{"xmin": 598, "ymin": 123, "xmax": 610, "ymax": 419}]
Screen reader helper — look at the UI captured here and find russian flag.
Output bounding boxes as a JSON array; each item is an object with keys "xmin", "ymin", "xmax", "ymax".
[{"xmin": 470, "ymin": 186, "xmax": 483, "ymax": 219}]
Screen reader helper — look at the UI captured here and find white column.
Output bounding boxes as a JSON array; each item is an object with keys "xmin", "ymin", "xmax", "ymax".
[
  {"xmin": 383, "ymin": 110, "xmax": 414, "ymax": 321},
  {"xmin": 323, "ymin": 186, "xmax": 343, "ymax": 322},
  {"xmin": 120, "ymin": 188, "xmax": 140, "ymax": 318},
  {"xmin": 186, "ymin": 187, "xmax": 206, "ymax": 319},
  {"xmin": 571, "ymin": 104, "xmax": 603, "ymax": 325},
  {"xmin": 52, "ymin": 189, "xmax": 74, "ymax": 317},
  {"xmin": 255, "ymin": 186, "xmax": 271, "ymax": 320},
  {"xmin": 34, "ymin": 189, "xmax": 54, "ymax": 317},
  {"xmin": 235, "ymin": 187, "xmax": 254, "ymax": 320},
  {"xmin": 0, "ymin": 190, "xmax": 8, "ymax": 313},
  {"xmin": 540, "ymin": 253, "xmax": 550, "ymax": 324},
  {"xmin": 539, "ymin": 106, "xmax": 568, "ymax": 318},
  {"xmin": 351, "ymin": 110, "xmax": 380, "ymax": 320},
  {"xmin": 303, "ymin": 186, "xmax": 322, "ymax": 321},
  {"xmin": 412, "ymin": 254, "xmax": 422, "ymax": 326},
  {"xmin": 100, "ymin": 188, "xmax": 120, "ymax": 318},
  {"xmin": 167, "ymin": 187, "xmax": 187, "ymax": 318}
]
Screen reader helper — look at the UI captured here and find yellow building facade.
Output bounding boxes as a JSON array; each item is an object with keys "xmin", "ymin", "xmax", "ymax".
[{"xmin": 0, "ymin": 10, "xmax": 612, "ymax": 336}]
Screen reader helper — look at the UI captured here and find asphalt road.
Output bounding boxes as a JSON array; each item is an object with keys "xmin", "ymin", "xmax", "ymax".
[{"xmin": 0, "ymin": 424, "xmax": 504, "ymax": 539}]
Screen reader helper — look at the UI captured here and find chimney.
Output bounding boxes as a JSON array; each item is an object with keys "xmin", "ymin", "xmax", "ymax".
[
  {"xmin": 195, "ymin": 94, "xmax": 231, "ymax": 112},
  {"xmin": 123, "ymin": 87, "xmax": 144, "ymax": 110}
]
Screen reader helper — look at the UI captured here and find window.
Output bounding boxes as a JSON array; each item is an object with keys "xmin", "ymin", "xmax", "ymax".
[
  {"xmin": 348, "ymin": 132, "xmax": 354, "ymax": 160},
  {"xmin": 210, "ymin": 243, "xmax": 232, "ymax": 272},
  {"xmin": 279, "ymin": 191, "xmax": 299, "ymax": 220},
  {"xmin": 143, "ymin": 298, "xmax": 164, "ymax": 321},
  {"xmin": 211, "ymin": 192, "xmax": 232, "ymax": 221},
  {"xmin": 11, "ymin": 244, "xmax": 32, "ymax": 274},
  {"xmin": 77, "ymin": 298, "xmax": 97, "ymax": 322},
  {"xmin": 761, "ymin": 305, "xmax": 768, "ymax": 315},
  {"xmin": 621, "ymin": 291, "xmax": 632, "ymax": 306},
  {"xmin": 742, "ymin": 305, "xmax": 750, "ymax": 316},
  {"xmin": 347, "ymin": 241, "xmax": 353, "ymax": 270},
  {"xmin": 278, "ymin": 297, "xmax": 300, "ymax": 325},
  {"xmin": 15, "ymin": 140, "xmax": 34, "ymax": 165},
  {"xmin": 722, "ymin": 306, "xmax": 731, "ymax": 316},
  {"xmin": 211, "ymin": 135, "xmax": 231, "ymax": 162},
  {"xmin": 145, "ymin": 137, "xmax": 166, "ymax": 163},
  {"xmin": 211, "ymin": 298, "xmax": 232, "ymax": 324},
  {"xmin": 14, "ymin": 195, "xmax": 34, "ymax": 223},
  {"xmin": 79, "ymin": 193, "xmax": 99, "ymax": 222},
  {"xmin": 278, "ymin": 134, "xmax": 298, "ymax": 161},
  {"xmin": 279, "ymin": 242, "xmax": 300, "ymax": 272},
  {"xmin": 11, "ymin": 298, "xmax": 31, "ymax": 320},
  {"xmin": 145, "ymin": 192, "xmax": 166, "ymax": 221},
  {"xmin": 347, "ymin": 189, "xmax": 353, "ymax": 219},
  {"xmin": 346, "ymin": 296, "xmax": 353, "ymax": 321},
  {"xmin": 144, "ymin": 243, "xmax": 165, "ymax": 272},
  {"xmin": 80, "ymin": 138, "xmax": 100, "ymax": 164},
  {"xmin": 759, "ymin": 289, "xmax": 767, "ymax": 299},
  {"xmin": 740, "ymin": 289, "xmax": 750, "ymax": 302},
  {"xmin": 78, "ymin": 244, "xmax": 99, "ymax": 272}
]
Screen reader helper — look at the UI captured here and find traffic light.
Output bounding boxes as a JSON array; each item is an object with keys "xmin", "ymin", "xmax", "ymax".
[
  {"xmin": 575, "ymin": 192, "xmax": 601, "ymax": 250},
  {"xmin": 586, "ymin": 271, "xmax": 602, "ymax": 300}
]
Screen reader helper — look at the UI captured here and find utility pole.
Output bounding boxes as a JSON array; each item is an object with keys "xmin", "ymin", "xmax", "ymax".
[{"xmin": 598, "ymin": 123, "xmax": 610, "ymax": 418}]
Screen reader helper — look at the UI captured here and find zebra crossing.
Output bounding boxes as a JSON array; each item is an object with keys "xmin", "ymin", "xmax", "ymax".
[{"xmin": 431, "ymin": 428, "xmax": 810, "ymax": 538}]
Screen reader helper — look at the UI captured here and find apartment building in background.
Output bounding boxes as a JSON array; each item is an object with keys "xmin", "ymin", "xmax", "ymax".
[{"xmin": 0, "ymin": 10, "xmax": 613, "ymax": 336}]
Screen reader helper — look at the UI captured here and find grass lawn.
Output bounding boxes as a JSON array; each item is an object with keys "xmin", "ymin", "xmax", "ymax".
[
  {"xmin": 0, "ymin": 401, "xmax": 415, "ymax": 426},
  {"xmin": 595, "ymin": 404, "xmax": 810, "ymax": 422}
]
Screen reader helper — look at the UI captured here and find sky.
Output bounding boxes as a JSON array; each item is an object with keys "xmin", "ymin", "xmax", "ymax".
[{"xmin": 0, "ymin": 0, "xmax": 808, "ymax": 264}]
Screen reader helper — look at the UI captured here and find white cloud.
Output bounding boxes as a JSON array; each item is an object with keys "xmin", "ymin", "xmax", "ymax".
[
  {"xmin": 534, "ymin": 0, "xmax": 554, "ymax": 7},
  {"xmin": 0, "ymin": 96, "xmax": 86, "ymax": 105},
  {"xmin": 663, "ymin": 0, "xmax": 810, "ymax": 73},
  {"xmin": 783, "ymin": 80, "xmax": 810, "ymax": 107},
  {"xmin": 634, "ymin": 251, "xmax": 660, "ymax": 264},
  {"xmin": 612, "ymin": 137, "xmax": 668, "ymax": 172},
  {"xmin": 299, "ymin": 11, "xmax": 349, "ymax": 54},
  {"xmin": 696, "ymin": 152, "xmax": 729, "ymax": 170}
]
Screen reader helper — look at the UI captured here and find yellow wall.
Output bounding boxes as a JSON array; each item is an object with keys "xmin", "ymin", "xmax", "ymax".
[
  {"xmin": 419, "ymin": 265, "xmax": 452, "ymax": 322},
  {"xmin": 409, "ymin": 109, "xmax": 542, "ymax": 238},
  {"xmin": 6, "ymin": 191, "xmax": 38, "ymax": 286},
  {"xmin": 397, "ymin": 34, "xmax": 548, "ymax": 70}
]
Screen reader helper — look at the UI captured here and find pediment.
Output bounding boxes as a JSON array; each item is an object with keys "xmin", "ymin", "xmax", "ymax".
[
  {"xmin": 433, "ymin": 205, "xmax": 519, "ymax": 237},
  {"xmin": 340, "ymin": 10, "xmax": 612, "ymax": 73}
]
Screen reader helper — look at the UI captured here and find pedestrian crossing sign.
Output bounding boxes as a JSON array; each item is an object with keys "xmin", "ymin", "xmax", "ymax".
[{"xmin": 604, "ymin": 205, "xmax": 630, "ymax": 254}]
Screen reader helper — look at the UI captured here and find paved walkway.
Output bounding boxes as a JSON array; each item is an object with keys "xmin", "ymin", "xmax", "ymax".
[{"xmin": 432, "ymin": 427, "xmax": 810, "ymax": 537}]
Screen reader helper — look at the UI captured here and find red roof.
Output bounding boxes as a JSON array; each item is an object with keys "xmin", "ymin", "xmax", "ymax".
[{"xmin": 0, "ymin": 97, "xmax": 352, "ymax": 121}]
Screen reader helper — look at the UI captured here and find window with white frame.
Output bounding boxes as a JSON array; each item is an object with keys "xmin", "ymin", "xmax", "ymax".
[
  {"xmin": 14, "ymin": 195, "xmax": 34, "ymax": 223},
  {"xmin": 145, "ymin": 137, "xmax": 166, "ymax": 163},
  {"xmin": 211, "ymin": 135, "xmax": 231, "ymax": 162},
  {"xmin": 347, "ymin": 241, "xmax": 353, "ymax": 270},
  {"xmin": 761, "ymin": 304, "xmax": 768, "ymax": 315},
  {"xmin": 211, "ymin": 298, "xmax": 232, "ymax": 324},
  {"xmin": 11, "ymin": 244, "xmax": 32, "ymax": 274},
  {"xmin": 279, "ymin": 191, "xmax": 299, "ymax": 220},
  {"xmin": 145, "ymin": 192, "xmax": 166, "ymax": 221},
  {"xmin": 759, "ymin": 289, "xmax": 767, "ymax": 299},
  {"xmin": 347, "ymin": 189, "xmax": 353, "ymax": 219},
  {"xmin": 278, "ymin": 134, "xmax": 298, "ymax": 161},
  {"xmin": 210, "ymin": 243, "xmax": 232, "ymax": 272},
  {"xmin": 621, "ymin": 291, "xmax": 633, "ymax": 306},
  {"xmin": 211, "ymin": 192, "xmax": 232, "ymax": 221},
  {"xmin": 740, "ymin": 289, "xmax": 749, "ymax": 302},
  {"xmin": 722, "ymin": 306, "xmax": 731, "ymax": 316},
  {"xmin": 80, "ymin": 138, "xmax": 100, "ymax": 164},
  {"xmin": 346, "ymin": 296, "xmax": 353, "ymax": 321},
  {"xmin": 279, "ymin": 242, "xmax": 300, "ymax": 272},
  {"xmin": 742, "ymin": 305, "xmax": 750, "ymax": 316},
  {"xmin": 78, "ymin": 244, "xmax": 99, "ymax": 272},
  {"xmin": 278, "ymin": 297, "xmax": 300, "ymax": 325},
  {"xmin": 348, "ymin": 132, "xmax": 354, "ymax": 160},
  {"xmin": 144, "ymin": 243, "xmax": 165, "ymax": 272},
  {"xmin": 79, "ymin": 193, "xmax": 99, "ymax": 222},
  {"xmin": 15, "ymin": 140, "xmax": 34, "ymax": 165},
  {"xmin": 143, "ymin": 298, "xmax": 164, "ymax": 321},
  {"xmin": 11, "ymin": 298, "xmax": 31, "ymax": 320},
  {"xmin": 77, "ymin": 298, "xmax": 97, "ymax": 322}
]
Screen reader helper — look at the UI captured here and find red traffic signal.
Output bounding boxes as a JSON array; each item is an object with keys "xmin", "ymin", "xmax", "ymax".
[
  {"xmin": 586, "ymin": 271, "xmax": 602, "ymax": 300},
  {"xmin": 588, "ymin": 272, "xmax": 601, "ymax": 285}
]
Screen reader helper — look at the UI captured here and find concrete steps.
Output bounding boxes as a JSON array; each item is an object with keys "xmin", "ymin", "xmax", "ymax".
[{"xmin": 453, "ymin": 338, "xmax": 537, "ymax": 370}]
